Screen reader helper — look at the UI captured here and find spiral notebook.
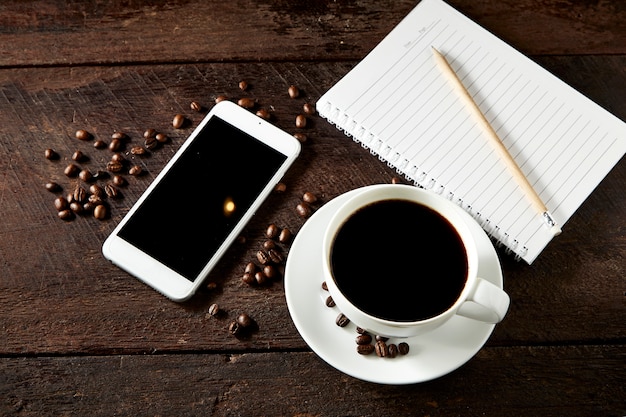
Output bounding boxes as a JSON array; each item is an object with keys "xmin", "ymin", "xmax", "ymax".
[{"xmin": 317, "ymin": 0, "xmax": 626, "ymax": 264}]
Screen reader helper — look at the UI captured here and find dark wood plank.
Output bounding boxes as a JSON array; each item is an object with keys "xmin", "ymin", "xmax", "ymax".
[
  {"xmin": 0, "ymin": 59, "xmax": 624, "ymax": 356},
  {"xmin": 1, "ymin": 0, "xmax": 625, "ymax": 67},
  {"xmin": 1, "ymin": 346, "xmax": 624, "ymax": 416}
]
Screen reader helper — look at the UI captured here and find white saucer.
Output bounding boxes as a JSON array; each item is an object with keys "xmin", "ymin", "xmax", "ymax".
[{"xmin": 284, "ymin": 185, "xmax": 504, "ymax": 385}]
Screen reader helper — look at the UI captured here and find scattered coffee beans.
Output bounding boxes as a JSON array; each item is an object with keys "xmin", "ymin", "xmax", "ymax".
[
  {"xmin": 93, "ymin": 204, "xmax": 107, "ymax": 220},
  {"xmin": 296, "ymin": 202, "xmax": 311, "ymax": 218},
  {"xmin": 237, "ymin": 98, "xmax": 255, "ymax": 109},
  {"xmin": 190, "ymin": 101, "xmax": 202, "ymax": 112},
  {"xmin": 302, "ymin": 191, "xmax": 317, "ymax": 204},
  {"xmin": 375, "ymin": 340, "xmax": 389, "ymax": 358},
  {"xmin": 208, "ymin": 303, "xmax": 220, "ymax": 316},
  {"xmin": 75, "ymin": 129, "xmax": 91, "ymax": 141},
  {"xmin": 278, "ymin": 228, "xmax": 292, "ymax": 244},
  {"xmin": 172, "ymin": 114, "xmax": 186, "ymax": 129},
  {"xmin": 336, "ymin": 313, "xmax": 350, "ymax": 327},
  {"xmin": 325, "ymin": 296, "xmax": 335, "ymax": 308},
  {"xmin": 295, "ymin": 114, "xmax": 307, "ymax": 128},
  {"xmin": 303, "ymin": 102, "xmax": 316, "ymax": 115},
  {"xmin": 293, "ymin": 133, "xmax": 307, "ymax": 143},
  {"xmin": 46, "ymin": 182, "xmax": 61, "ymax": 192},
  {"xmin": 58, "ymin": 209, "xmax": 74, "ymax": 221},
  {"xmin": 128, "ymin": 165, "xmax": 142, "ymax": 176},
  {"xmin": 93, "ymin": 139, "xmax": 107, "ymax": 149},
  {"xmin": 64, "ymin": 164, "xmax": 80, "ymax": 177},
  {"xmin": 357, "ymin": 344, "xmax": 375, "ymax": 355},
  {"xmin": 266, "ymin": 223, "xmax": 279, "ymax": 239},
  {"xmin": 288, "ymin": 85, "xmax": 299, "ymax": 98},
  {"xmin": 45, "ymin": 148, "xmax": 59, "ymax": 160},
  {"xmin": 237, "ymin": 313, "xmax": 253, "ymax": 328}
]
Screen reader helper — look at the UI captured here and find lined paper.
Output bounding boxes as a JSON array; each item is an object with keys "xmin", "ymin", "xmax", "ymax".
[{"xmin": 317, "ymin": 0, "xmax": 626, "ymax": 263}]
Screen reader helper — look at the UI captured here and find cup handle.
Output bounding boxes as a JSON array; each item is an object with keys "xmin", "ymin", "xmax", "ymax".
[{"xmin": 456, "ymin": 278, "xmax": 510, "ymax": 323}]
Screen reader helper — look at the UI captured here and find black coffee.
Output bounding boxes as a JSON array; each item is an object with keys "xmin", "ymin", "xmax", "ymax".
[{"xmin": 330, "ymin": 199, "xmax": 468, "ymax": 322}]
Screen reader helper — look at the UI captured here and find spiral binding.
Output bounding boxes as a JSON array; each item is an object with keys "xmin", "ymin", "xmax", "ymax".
[{"xmin": 317, "ymin": 102, "xmax": 529, "ymax": 260}]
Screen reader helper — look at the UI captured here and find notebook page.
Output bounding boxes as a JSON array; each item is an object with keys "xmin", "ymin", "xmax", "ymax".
[{"xmin": 317, "ymin": 0, "xmax": 626, "ymax": 263}]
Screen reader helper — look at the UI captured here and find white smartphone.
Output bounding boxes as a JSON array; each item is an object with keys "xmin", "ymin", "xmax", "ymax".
[{"xmin": 103, "ymin": 100, "xmax": 301, "ymax": 301}]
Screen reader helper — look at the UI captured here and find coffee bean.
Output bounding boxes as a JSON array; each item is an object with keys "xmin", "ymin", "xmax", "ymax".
[
  {"xmin": 108, "ymin": 138, "xmax": 122, "ymax": 152},
  {"xmin": 104, "ymin": 184, "xmax": 120, "ymax": 199},
  {"xmin": 262, "ymin": 240, "xmax": 276, "ymax": 250},
  {"xmin": 356, "ymin": 327, "xmax": 366, "ymax": 334},
  {"xmin": 90, "ymin": 184, "xmax": 104, "ymax": 198},
  {"xmin": 69, "ymin": 201, "xmax": 84, "ymax": 215},
  {"xmin": 278, "ymin": 228, "xmax": 292, "ymax": 244},
  {"xmin": 255, "ymin": 271, "xmax": 268, "ymax": 285},
  {"xmin": 73, "ymin": 185, "xmax": 87, "ymax": 203},
  {"xmin": 256, "ymin": 250, "xmax": 271, "ymax": 265},
  {"xmin": 144, "ymin": 136, "xmax": 159, "ymax": 151},
  {"xmin": 128, "ymin": 165, "xmax": 143, "ymax": 176},
  {"xmin": 391, "ymin": 176, "xmax": 401, "ymax": 184},
  {"xmin": 288, "ymin": 85, "xmax": 300, "ymax": 98},
  {"xmin": 88, "ymin": 193, "xmax": 104, "ymax": 205},
  {"xmin": 58, "ymin": 209, "xmax": 74, "ymax": 221},
  {"xmin": 355, "ymin": 333, "xmax": 372, "ymax": 345},
  {"xmin": 375, "ymin": 340, "xmax": 388, "ymax": 357},
  {"xmin": 107, "ymin": 160, "xmax": 123, "ymax": 173},
  {"xmin": 237, "ymin": 98, "xmax": 255, "ymax": 109},
  {"xmin": 130, "ymin": 146, "xmax": 147, "ymax": 156},
  {"xmin": 112, "ymin": 175, "xmax": 126, "ymax": 187},
  {"xmin": 302, "ymin": 191, "xmax": 317, "ymax": 204},
  {"xmin": 263, "ymin": 264, "xmax": 278, "ymax": 280},
  {"xmin": 54, "ymin": 196, "xmax": 68, "ymax": 211},
  {"xmin": 64, "ymin": 164, "xmax": 80, "ymax": 177},
  {"xmin": 295, "ymin": 114, "xmax": 307, "ymax": 128},
  {"xmin": 325, "ymin": 296, "xmax": 335, "ymax": 307},
  {"xmin": 268, "ymin": 248, "xmax": 283, "ymax": 264},
  {"xmin": 357, "ymin": 344, "xmax": 375, "ymax": 355},
  {"xmin": 208, "ymin": 303, "xmax": 220, "ymax": 316},
  {"xmin": 172, "ymin": 114, "xmax": 186, "ymax": 129},
  {"xmin": 215, "ymin": 95, "xmax": 228, "ymax": 104},
  {"xmin": 266, "ymin": 224, "xmax": 279, "ymax": 239},
  {"xmin": 112, "ymin": 131, "xmax": 128, "ymax": 141},
  {"xmin": 335, "ymin": 313, "xmax": 350, "ymax": 327},
  {"xmin": 83, "ymin": 201, "xmax": 96, "ymax": 213},
  {"xmin": 93, "ymin": 204, "xmax": 107, "ymax": 220},
  {"xmin": 44, "ymin": 148, "xmax": 59, "ymax": 160},
  {"xmin": 274, "ymin": 182, "xmax": 287, "ymax": 193},
  {"xmin": 375, "ymin": 335, "xmax": 389, "ymax": 342},
  {"xmin": 155, "ymin": 133, "xmax": 168, "ymax": 144},
  {"xmin": 255, "ymin": 109, "xmax": 270, "ymax": 120},
  {"xmin": 75, "ymin": 129, "xmax": 91, "ymax": 141},
  {"xmin": 237, "ymin": 313, "xmax": 253, "ymax": 328},
  {"xmin": 238, "ymin": 80, "xmax": 248, "ymax": 91},
  {"xmin": 228, "ymin": 321, "xmax": 241, "ymax": 336},
  {"xmin": 244, "ymin": 262, "xmax": 256, "ymax": 274},
  {"xmin": 398, "ymin": 342, "xmax": 410, "ymax": 355},
  {"xmin": 45, "ymin": 182, "xmax": 61, "ymax": 193},
  {"xmin": 93, "ymin": 139, "xmax": 107, "ymax": 149},
  {"xmin": 242, "ymin": 272, "xmax": 255, "ymax": 285},
  {"xmin": 111, "ymin": 153, "xmax": 125, "ymax": 163},
  {"xmin": 293, "ymin": 133, "xmax": 307, "ymax": 143},
  {"xmin": 321, "ymin": 281, "xmax": 328, "ymax": 291},
  {"xmin": 79, "ymin": 169, "xmax": 93, "ymax": 182},
  {"xmin": 303, "ymin": 102, "xmax": 316, "ymax": 115},
  {"xmin": 72, "ymin": 150, "xmax": 86, "ymax": 162},
  {"xmin": 296, "ymin": 202, "xmax": 311, "ymax": 218},
  {"xmin": 190, "ymin": 101, "xmax": 202, "ymax": 112},
  {"xmin": 388, "ymin": 343, "xmax": 398, "ymax": 358}
]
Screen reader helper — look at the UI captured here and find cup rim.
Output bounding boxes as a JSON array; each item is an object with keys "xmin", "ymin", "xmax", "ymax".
[{"xmin": 322, "ymin": 184, "xmax": 480, "ymax": 327}]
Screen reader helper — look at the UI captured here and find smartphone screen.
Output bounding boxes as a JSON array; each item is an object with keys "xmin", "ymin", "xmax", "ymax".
[{"xmin": 117, "ymin": 116, "xmax": 287, "ymax": 281}]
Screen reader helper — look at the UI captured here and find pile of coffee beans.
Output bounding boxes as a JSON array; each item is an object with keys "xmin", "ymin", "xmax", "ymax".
[{"xmin": 322, "ymin": 281, "xmax": 411, "ymax": 358}]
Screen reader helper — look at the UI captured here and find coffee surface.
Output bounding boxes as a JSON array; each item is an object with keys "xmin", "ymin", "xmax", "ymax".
[{"xmin": 330, "ymin": 199, "xmax": 468, "ymax": 322}]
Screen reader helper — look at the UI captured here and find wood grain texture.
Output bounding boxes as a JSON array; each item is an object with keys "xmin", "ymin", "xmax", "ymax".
[
  {"xmin": 1, "ymin": 0, "xmax": 626, "ymax": 67},
  {"xmin": 1, "ymin": 347, "xmax": 624, "ymax": 417},
  {"xmin": 0, "ymin": 60, "xmax": 623, "ymax": 356},
  {"xmin": 0, "ymin": 0, "xmax": 624, "ymax": 414}
]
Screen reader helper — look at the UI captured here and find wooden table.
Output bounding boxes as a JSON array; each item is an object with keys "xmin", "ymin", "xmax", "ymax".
[{"xmin": 1, "ymin": 1, "xmax": 624, "ymax": 415}]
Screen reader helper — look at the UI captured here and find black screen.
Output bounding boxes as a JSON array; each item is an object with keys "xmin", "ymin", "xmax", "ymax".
[{"xmin": 118, "ymin": 116, "xmax": 287, "ymax": 280}]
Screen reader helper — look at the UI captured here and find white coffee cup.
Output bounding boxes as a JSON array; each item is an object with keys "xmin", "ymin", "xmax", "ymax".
[{"xmin": 322, "ymin": 184, "xmax": 510, "ymax": 338}]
